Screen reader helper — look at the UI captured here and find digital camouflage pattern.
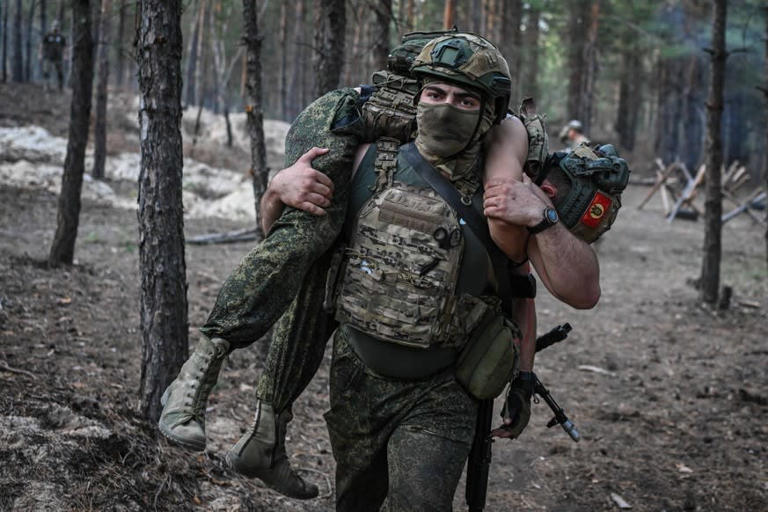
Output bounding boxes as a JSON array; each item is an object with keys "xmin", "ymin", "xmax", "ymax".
[
  {"xmin": 200, "ymin": 88, "xmax": 361, "ymax": 349},
  {"xmin": 325, "ymin": 326, "xmax": 477, "ymax": 512}
]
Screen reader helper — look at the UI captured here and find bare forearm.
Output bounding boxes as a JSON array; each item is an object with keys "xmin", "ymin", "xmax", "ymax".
[
  {"xmin": 512, "ymin": 297, "xmax": 536, "ymax": 372},
  {"xmin": 259, "ymin": 188, "xmax": 285, "ymax": 234},
  {"xmin": 529, "ymin": 225, "xmax": 600, "ymax": 309}
]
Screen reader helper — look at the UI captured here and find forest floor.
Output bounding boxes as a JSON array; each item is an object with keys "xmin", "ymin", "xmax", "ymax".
[{"xmin": 0, "ymin": 83, "xmax": 766, "ymax": 512}]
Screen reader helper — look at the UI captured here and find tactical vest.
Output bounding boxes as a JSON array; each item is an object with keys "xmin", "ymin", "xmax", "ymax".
[{"xmin": 333, "ymin": 139, "xmax": 498, "ymax": 352}]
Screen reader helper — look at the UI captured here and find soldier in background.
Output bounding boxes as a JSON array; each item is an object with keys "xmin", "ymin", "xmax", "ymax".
[
  {"xmin": 559, "ymin": 119, "xmax": 590, "ymax": 149},
  {"xmin": 40, "ymin": 21, "xmax": 67, "ymax": 91}
]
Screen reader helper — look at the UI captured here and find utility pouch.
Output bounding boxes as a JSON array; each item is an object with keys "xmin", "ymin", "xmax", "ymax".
[{"xmin": 455, "ymin": 311, "xmax": 521, "ymax": 400}]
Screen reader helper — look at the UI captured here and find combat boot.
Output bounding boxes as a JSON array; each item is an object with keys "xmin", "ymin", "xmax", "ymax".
[
  {"xmin": 158, "ymin": 336, "xmax": 230, "ymax": 451},
  {"xmin": 227, "ymin": 401, "xmax": 319, "ymax": 499}
]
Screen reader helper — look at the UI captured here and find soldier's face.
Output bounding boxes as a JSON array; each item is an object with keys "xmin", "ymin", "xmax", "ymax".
[{"xmin": 419, "ymin": 83, "xmax": 482, "ymax": 112}]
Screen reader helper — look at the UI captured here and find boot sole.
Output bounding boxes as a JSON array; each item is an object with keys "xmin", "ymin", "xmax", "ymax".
[
  {"xmin": 225, "ymin": 452, "xmax": 319, "ymax": 500},
  {"xmin": 158, "ymin": 420, "xmax": 206, "ymax": 452}
]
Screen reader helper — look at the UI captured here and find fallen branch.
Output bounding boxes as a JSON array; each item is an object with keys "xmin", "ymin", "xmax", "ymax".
[
  {"xmin": 0, "ymin": 362, "xmax": 36, "ymax": 379},
  {"xmin": 187, "ymin": 228, "xmax": 261, "ymax": 245}
]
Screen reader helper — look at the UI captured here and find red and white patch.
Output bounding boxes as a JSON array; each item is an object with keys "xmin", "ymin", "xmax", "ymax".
[{"xmin": 580, "ymin": 191, "xmax": 612, "ymax": 228}]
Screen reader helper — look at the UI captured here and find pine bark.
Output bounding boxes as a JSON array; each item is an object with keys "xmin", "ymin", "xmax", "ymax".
[
  {"xmin": 11, "ymin": 0, "xmax": 21, "ymax": 81},
  {"xmin": 92, "ymin": 0, "xmax": 111, "ymax": 179},
  {"xmin": 371, "ymin": 0, "xmax": 391, "ymax": 72},
  {"xmin": 313, "ymin": 0, "xmax": 345, "ymax": 97},
  {"xmin": 49, "ymin": 0, "xmax": 93, "ymax": 265},
  {"xmin": 242, "ymin": 0, "xmax": 267, "ymax": 234},
  {"xmin": 699, "ymin": 0, "xmax": 727, "ymax": 305},
  {"xmin": 136, "ymin": 0, "xmax": 188, "ymax": 422}
]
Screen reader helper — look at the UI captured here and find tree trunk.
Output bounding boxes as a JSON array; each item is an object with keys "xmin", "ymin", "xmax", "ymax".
[
  {"xmin": 136, "ymin": 0, "xmax": 188, "ymax": 423},
  {"xmin": 501, "ymin": 0, "xmax": 521, "ymax": 106},
  {"xmin": 699, "ymin": 0, "xmax": 727, "ymax": 305},
  {"xmin": 24, "ymin": 0, "xmax": 35, "ymax": 81},
  {"xmin": 49, "ymin": 0, "xmax": 93, "ymax": 265},
  {"xmin": 12, "ymin": 0, "xmax": 21, "ymax": 81},
  {"xmin": 654, "ymin": 57, "xmax": 683, "ymax": 164},
  {"xmin": 194, "ymin": 0, "xmax": 207, "ymax": 107},
  {"xmin": 92, "ymin": 0, "xmax": 111, "ymax": 179},
  {"xmin": 371, "ymin": 0, "xmax": 390, "ymax": 72},
  {"xmin": 313, "ymin": 0, "xmax": 345, "ymax": 97},
  {"xmin": 40, "ymin": 0, "xmax": 46, "ymax": 39},
  {"xmin": 682, "ymin": 55, "xmax": 704, "ymax": 170},
  {"xmin": 566, "ymin": 1, "xmax": 586, "ymax": 123},
  {"xmin": 184, "ymin": 0, "xmax": 202, "ymax": 106},
  {"xmin": 443, "ymin": 0, "xmax": 455, "ymax": 29},
  {"xmin": 756, "ymin": 6, "xmax": 768, "ymax": 267},
  {"xmin": 2, "ymin": 0, "xmax": 7, "ymax": 83},
  {"xmin": 278, "ymin": 0, "xmax": 287, "ymax": 120},
  {"xmin": 115, "ymin": 0, "xmax": 125, "ymax": 87},
  {"xmin": 288, "ymin": 0, "xmax": 304, "ymax": 120},
  {"xmin": 242, "ymin": 0, "xmax": 267, "ymax": 234},
  {"xmin": 520, "ymin": 4, "xmax": 539, "ymax": 101},
  {"xmin": 616, "ymin": 45, "xmax": 641, "ymax": 152}
]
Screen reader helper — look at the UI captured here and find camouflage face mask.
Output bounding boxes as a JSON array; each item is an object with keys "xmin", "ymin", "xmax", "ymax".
[{"xmin": 415, "ymin": 102, "xmax": 481, "ymax": 160}]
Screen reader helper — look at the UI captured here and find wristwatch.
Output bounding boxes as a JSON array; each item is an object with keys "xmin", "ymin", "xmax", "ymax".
[{"xmin": 528, "ymin": 207, "xmax": 559, "ymax": 234}]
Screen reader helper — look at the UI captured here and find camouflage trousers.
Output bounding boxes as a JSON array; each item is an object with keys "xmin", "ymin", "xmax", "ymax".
[
  {"xmin": 200, "ymin": 88, "xmax": 362, "ymax": 411},
  {"xmin": 326, "ymin": 326, "xmax": 478, "ymax": 512}
]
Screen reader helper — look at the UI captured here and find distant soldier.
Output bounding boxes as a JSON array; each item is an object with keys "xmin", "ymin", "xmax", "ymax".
[
  {"xmin": 40, "ymin": 21, "xmax": 67, "ymax": 91},
  {"xmin": 559, "ymin": 119, "xmax": 590, "ymax": 150}
]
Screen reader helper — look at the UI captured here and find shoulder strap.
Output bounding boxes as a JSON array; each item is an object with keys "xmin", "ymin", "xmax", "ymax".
[{"xmin": 401, "ymin": 142, "xmax": 515, "ymax": 314}]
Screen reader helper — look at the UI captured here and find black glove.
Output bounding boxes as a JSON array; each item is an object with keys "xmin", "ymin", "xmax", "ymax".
[{"xmin": 495, "ymin": 371, "xmax": 535, "ymax": 439}]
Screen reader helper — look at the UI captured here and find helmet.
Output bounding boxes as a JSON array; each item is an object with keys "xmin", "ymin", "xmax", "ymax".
[
  {"xmin": 546, "ymin": 144, "xmax": 630, "ymax": 244},
  {"xmin": 410, "ymin": 33, "xmax": 511, "ymax": 124},
  {"xmin": 558, "ymin": 119, "xmax": 583, "ymax": 141}
]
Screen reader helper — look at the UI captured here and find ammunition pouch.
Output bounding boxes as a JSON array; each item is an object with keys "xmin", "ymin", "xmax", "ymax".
[{"xmin": 455, "ymin": 310, "xmax": 521, "ymax": 400}]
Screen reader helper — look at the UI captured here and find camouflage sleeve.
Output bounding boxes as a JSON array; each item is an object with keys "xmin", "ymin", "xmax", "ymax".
[{"xmin": 200, "ymin": 88, "xmax": 361, "ymax": 347}]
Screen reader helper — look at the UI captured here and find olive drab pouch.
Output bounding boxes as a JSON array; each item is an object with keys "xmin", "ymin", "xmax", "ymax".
[{"xmin": 455, "ymin": 310, "xmax": 521, "ymax": 400}]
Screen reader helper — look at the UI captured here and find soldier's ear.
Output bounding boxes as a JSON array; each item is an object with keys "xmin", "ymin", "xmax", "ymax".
[{"xmin": 540, "ymin": 182, "xmax": 557, "ymax": 199}]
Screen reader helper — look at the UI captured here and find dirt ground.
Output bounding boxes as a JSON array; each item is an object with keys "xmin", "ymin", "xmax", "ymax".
[{"xmin": 0, "ymin": 83, "xmax": 766, "ymax": 512}]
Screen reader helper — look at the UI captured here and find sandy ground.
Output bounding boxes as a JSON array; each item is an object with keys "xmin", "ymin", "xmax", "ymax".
[{"xmin": 0, "ymin": 83, "xmax": 766, "ymax": 511}]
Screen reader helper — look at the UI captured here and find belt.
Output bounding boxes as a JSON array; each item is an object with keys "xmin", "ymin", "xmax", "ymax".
[{"xmin": 345, "ymin": 325, "xmax": 458, "ymax": 380}]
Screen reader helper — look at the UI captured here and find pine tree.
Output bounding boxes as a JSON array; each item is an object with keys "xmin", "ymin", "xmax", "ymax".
[
  {"xmin": 699, "ymin": 0, "xmax": 727, "ymax": 305},
  {"xmin": 49, "ymin": 0, "xmax": 94, "ymax": 266},
  {"xmin": 136, "ymin": 0, "xmax": 188, "ymax": 422}
]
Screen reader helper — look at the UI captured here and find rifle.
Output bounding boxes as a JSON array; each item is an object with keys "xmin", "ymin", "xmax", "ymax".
[{"xmin": 465, "ymin": 323, "xmax": 579, "ymax": 512}]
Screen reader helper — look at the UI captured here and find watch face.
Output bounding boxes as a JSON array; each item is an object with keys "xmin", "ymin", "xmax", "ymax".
[{"xmin": 546, "ymin": 208, "xmax": 559, "ymax": 223}]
